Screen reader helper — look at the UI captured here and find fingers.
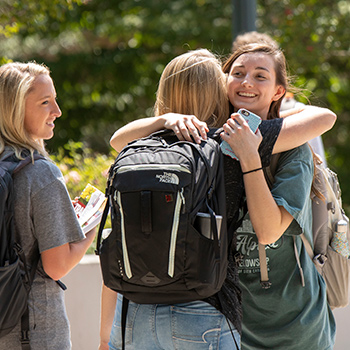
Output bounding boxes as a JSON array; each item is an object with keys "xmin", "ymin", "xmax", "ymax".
[
  {"xmin": 192, "ymin": 118, "xmax": 209, "ymax": 141},
  {"xmin": 228, "ymin": 113, "xmax": 248, "ymax": 128},
  {"xmin": 220, "ymin": 130, "xmax": 230, "ymax": 142},
  {"xmin": 222, "ymin": 122, "xmax": 233, "ymax": 136},
  {"xmin": 172, "ymin": 125, "xmax": 186, "ymax": 141},
  {"xmin": 172, "ymin": 115, "xmax": 208, "ymax": 144},
  {"xmin": 222, "ymin": 112, "xmax": 260, "ymax": 140},
  {"xmin": 223, "ymin": 114, "xmax": 243, "ymax": 135}
]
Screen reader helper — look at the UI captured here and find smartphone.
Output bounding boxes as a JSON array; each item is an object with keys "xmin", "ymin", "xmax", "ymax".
[
  {"xmin": 194, "ymin": 212, "xmax": 223, "ymax": 240},
  {"xmin": 220, "ymin": 108, "xmax": 262, "ymax": 160}
]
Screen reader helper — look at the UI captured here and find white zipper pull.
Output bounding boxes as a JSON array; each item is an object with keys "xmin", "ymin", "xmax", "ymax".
[
  {"xmin": 180, "ymin": 188, "xmax": 186, "ymax": 214},
  {"xmin": 116, "ymin": 191, "xmax": 132, "ymax": 279},
  {"xmin": 168, "ymin": 189, "xmax": 185, "ymax": 277}
]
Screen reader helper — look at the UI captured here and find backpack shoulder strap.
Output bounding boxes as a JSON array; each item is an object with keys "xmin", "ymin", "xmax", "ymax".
[
  {"xmin": 261, "ymin": 152, "xmax": 314, "ymax": 289},
  {"xmin": 258, "ymin": 153, "xmax": 281, "ymax": 289},
  {"xmin": 13, "ymin": 154, "xmax": 46, "ymax": 174},
  {"xmin": 3, "ymin": 152, "xmax": 47, "ymax": 350},
  {"xmin": 263, "ymin": 153, "xmax": 280, "ymax": 189},
  {"xmin": 258, "ymin": 243, "xmax": 271, "ymax": 289},
  {"xmin": 293, "ymin": 236, "xmax": 306, "ymax": 287},
  {"xmin": 300, "ymin": 233, "xmax": 314, "ymax": 260}
]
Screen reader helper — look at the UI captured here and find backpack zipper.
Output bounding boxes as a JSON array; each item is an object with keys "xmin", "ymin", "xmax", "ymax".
[
  {"xmin": 116, "ymin": 164, "xmax": 191, "ymax": 174},
  {"xmin": 116, "ymin": 191, "xmax": 133, "ymax": 279},
  {"xmin": 168, "ymin": 188, "xmax": 185, "ymax": 277}
]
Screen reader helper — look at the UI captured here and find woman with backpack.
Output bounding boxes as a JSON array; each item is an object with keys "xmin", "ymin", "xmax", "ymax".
[
  {"xmin": 100, "ymin": 48, "xmax": 336, "ymax": 350},
  {"xmin": 0, "ymin": 62, "xmax": 96, "ymax": 350},
  {"xmin": 221, "ymin": 43, "xmax": 335, "ymax": 350}
]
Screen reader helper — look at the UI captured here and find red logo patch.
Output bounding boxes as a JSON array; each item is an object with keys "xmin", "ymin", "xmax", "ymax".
[{"xmin": 165, "ymin": 194, "xmax": 173, "ymax": 202}]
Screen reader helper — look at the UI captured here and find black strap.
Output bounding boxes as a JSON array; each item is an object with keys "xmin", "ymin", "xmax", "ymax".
[
  {"xmin": 121, "ymin": 296, "xmax": 129, "ymax": 350},
  {"xmin": 14, "ymin": 154, "xmax": 45, "ymax": 174},
  {"xmin": 15, "ymin": 247, "xmax": 40, "ymax": 350},
  {"xmin": 95, "ymin": 197, "xmax": 111, "ymax": 255},
  {"xmin": 20, "ymin": 307, "xmax": 31, "ymax": 350},
  {"xmin": 3, "ymin": 152, "xmax": 56, "ymax": 349},
  {"xmin": 227, "ymin": 200, "xmax": 248, "ymax": 247},
  {"xmin": 216, "ymin": 291, "xmax": 239, "ymax": 350},
  {"xmin": 206, "ymin": 202, "xmax": 220, "ymax": 260},
  {"xmin": 263, "ymin": 153, "xmax": 280, "ymax": 189},
  {"xmin": 1, "ymin": 152, "xmax": 46, "ymax": 175}
]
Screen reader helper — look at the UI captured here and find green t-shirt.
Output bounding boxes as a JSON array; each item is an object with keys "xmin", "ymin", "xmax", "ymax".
[{"xmin": 237, "ymin": 144, "xmax": 336, "ymax": 350}]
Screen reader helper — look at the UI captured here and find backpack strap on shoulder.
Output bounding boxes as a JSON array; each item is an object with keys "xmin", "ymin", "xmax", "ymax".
[
  {"xmin": 259, "ymin": 153, "xmax": 307, "ymax": 288},
  {"xmin": 7, "ymin": 152, "xmax": 48, "ymax": 349},
  {"xmin": 293, "ymin": 236, "xmax": 305, "ymax": 287},
  {"xmin": 258, "ymin": 153, "xmax": 281, "ymax": 288},
  {"xmin": 14, "ymin": 245, "xmax": 40, "ymax": 350},
  {"xmin": 121, "ymin": 296, "xmax": 129, "ymax": 350},
  {"xmin": 300, "ymin": 233, "xmax": 314, "ymax": 261},
  {"xmin": 263, "ymin": 153, "xmax": 280, "ymax": 189},
  {"xmin": 95, "ymin": 196, "xmax": 111, "ymax": 256}
]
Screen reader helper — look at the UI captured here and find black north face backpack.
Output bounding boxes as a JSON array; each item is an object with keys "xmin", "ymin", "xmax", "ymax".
[{"xmin": 96, "ymin": 129, "xmax": 228, "ymax": 304}]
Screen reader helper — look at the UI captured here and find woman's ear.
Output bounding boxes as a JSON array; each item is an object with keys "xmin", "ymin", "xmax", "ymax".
[{"xmin": 272, "ymin": 85, "xmax": 286, "ymax": 101}]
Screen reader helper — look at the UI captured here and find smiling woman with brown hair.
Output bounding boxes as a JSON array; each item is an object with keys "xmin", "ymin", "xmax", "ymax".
[{"xmin": 222, "ymin": 43, "xmax": 335, "ymax": 350}]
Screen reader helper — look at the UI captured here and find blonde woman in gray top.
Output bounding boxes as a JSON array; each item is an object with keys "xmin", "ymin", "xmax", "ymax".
[{"xmin": 0, "ymin": 62, "xmax": 96, "ymax": 350}]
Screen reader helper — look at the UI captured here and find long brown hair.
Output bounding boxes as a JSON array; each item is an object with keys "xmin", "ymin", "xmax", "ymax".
[
  {"xmin": 223, "ymin": 43, "xmax": 322, "ymax": 199},
  {"xmin": 223, "ymin": 43, "xmax": 289, "ymax": 120}
]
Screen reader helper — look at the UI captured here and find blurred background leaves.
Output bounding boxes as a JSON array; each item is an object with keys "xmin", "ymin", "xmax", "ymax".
[{"xmin": 0, "ymin": 0, "xmax": 349, "ymax": 211}]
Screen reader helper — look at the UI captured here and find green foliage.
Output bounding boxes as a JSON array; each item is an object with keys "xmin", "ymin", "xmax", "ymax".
[
  {"xmin": 50, "ymin": 140, "xmax": 116, "ymax": 198},
  {"xmin": 0, "ymin": 0, "xmax": 81, "ymax": 37},
  {"xmin": 1, "ymin": 0, "xmax": 233, "ymax": 153},
  {"xmin": 50, "ymin": 141, "xmax": 116, "ymax": 254},
  {"xmin": 0, "ymin": 0, "xmax": 349, "ymax": 211}
]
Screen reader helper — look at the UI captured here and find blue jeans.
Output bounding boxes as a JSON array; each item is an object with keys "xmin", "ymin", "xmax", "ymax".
[{"xmin": 109, "ymin": 294, "xmax": 240, "ymax": 350}]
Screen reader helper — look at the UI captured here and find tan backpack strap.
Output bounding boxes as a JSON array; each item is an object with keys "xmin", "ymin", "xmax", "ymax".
[
  {"xmin": 259, "ymin": 243, "xmax": 271, "ymax": 289},
  {"xmin": 258, "ymin": 154, "xmax": 281, "ymax": 289},
  {"xmin": 293, "ymin": 236, "xmax": 306, "ymax": 287},
  {"xmin": 300, "ymin": 233, "xmax": 314, "ymax": 260}
]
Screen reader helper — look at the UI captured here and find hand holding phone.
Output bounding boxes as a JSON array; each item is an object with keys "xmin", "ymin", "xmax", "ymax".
[{"xmin": 220, "ymin": 109, "xmax": 262, "ymax": 160}]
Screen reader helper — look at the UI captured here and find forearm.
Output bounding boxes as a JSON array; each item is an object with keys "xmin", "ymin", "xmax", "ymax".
[
  {"xmin": 41, "ymin": 228, "xmax": 96, "ymax": 280},
  {"xmin": 110, "ymin": 116, "xmax": 166, "ymax": 152},
  {"xmin": 240, "ymin": 156, "xmax": 293, "ymax": 245},
  {"xmin": 66, "ymin": 228, "xmax": 97, "ymax": 269},
  {"xmin": 220, "ymin": 112, "xmax": 295, "ymax": 244},
  {"xmin": 99, "ymin": 284, "xmax": 118, "ymax": 350},
  {"xmin": 274, "ymin": 106, "xmax": 336, "ymax": 153},
  {"xmin": 110, "ymin": 113, "xmax": 209, "ymax": 152}
]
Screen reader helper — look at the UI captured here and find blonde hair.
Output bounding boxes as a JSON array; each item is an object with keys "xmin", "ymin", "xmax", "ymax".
[
  {"xmin": 154, "ymin": 49, "xmax": 229, "ymax": 128},
  {"xmin": 0, "ymin": 61, "xmax": 51, "ymax": 159}
]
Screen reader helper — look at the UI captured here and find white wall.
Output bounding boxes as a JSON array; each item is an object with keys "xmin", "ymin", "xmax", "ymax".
[
  {"xmin": 63, "ymin": 256, "xmax": 350, "ymax": 350},
  {"xmin": 62, "ymin": 255, "xmax": 102, "ymax": 350}
]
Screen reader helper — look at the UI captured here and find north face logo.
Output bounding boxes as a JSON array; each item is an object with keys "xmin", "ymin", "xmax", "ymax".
[{"xmin": 156, "ymin": 172, "xmax": 179, "ymax": 185}]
